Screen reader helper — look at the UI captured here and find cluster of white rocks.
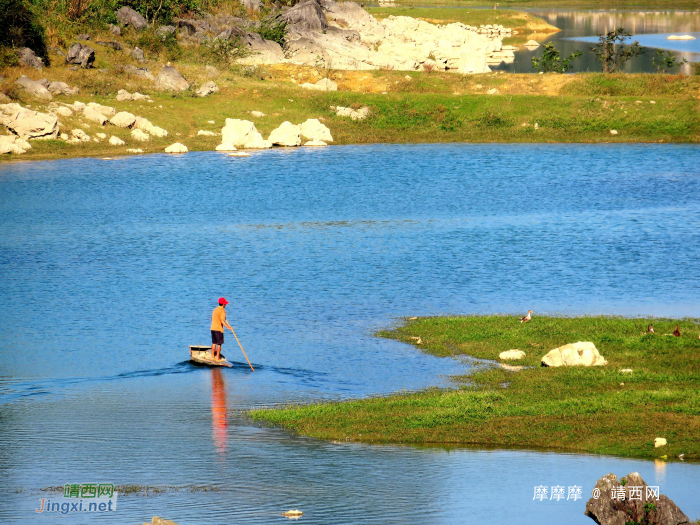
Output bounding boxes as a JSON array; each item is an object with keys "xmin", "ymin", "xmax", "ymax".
[
  {"xmin": 217, "ymin": 118, "xmax": 333, "ymax": 150},
  {"xmin": 243, "ymin": 0, "xmax": 515, "ymax": 74},
  {"xmin": 0, "ymin": 99, "xmax": 177, "ymax": 155}
]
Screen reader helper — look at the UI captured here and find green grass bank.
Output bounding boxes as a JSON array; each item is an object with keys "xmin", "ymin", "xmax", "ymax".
[
  {"xmin": 250, "ymin": 316, "xmax": 700, "ymax": 460},
  {"xmin": 2, "ymin": 68, "xmax": 699, "ymax": 163}
]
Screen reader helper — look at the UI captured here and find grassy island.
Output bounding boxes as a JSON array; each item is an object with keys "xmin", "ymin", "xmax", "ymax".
[{"xmin": 251, "ymin": 316, "xmax": 700, "ymax": 460}]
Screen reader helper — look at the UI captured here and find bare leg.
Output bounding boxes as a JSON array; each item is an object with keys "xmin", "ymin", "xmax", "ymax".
[
  {"xmin": 215, "ymin": 345, "xmax": 222, "ymax": 360},
  {"xmin": 211, "ymin": 343, "xmax": 216, "ymax": 359}
]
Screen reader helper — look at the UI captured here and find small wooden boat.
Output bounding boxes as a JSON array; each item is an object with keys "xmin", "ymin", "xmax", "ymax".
[{"xmin": 189, "ymin": 345, "xmax": 233, "ymax": 367}]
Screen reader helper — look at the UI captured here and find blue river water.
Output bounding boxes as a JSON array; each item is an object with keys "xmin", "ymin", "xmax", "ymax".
[{"xmin": 1, "ymin": 144, "xmax": 699, "ymax": 524}]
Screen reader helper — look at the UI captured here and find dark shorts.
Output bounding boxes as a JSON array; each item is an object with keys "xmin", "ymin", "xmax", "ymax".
[{"xmin": 211, "ymin": 330, "xmax": 224, "ymax": 345}]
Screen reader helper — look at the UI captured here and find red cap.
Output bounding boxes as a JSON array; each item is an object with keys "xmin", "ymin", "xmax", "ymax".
[{"xmin": 218, "ymin": 297, "xmax": 229, "ymax": 305}]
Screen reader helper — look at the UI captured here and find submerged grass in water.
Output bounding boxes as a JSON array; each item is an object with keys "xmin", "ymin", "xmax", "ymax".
[{"xmin": 251, "ymin": 316, "xmax": 700, "ymax": 460}]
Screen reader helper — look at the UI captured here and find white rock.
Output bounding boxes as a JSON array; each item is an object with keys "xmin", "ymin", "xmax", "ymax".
[
  {"xmin": 116, "ymin": 89, "xmax": 152, "ymax": 102},
  {"xmin": 96, "ymin": 133, "xmax": 106, "ymax": 139},
  {"xmin": 334, "ymin": 106, "xmax": 369, "ymax": 120},
  {"xmin": 70, "ymin": 101, "xmax": 86, "ymax": 112},
  {"xmin": 0, "ymin": 143, "xmax": 26, "ymax": 154},
  {"xmin": 250, "ymin": 111, "xmax": 265, "ymax": 118},
  {"xmin": 221, "ymin": 119, "xmax": 264, "ymax": 147},
  {"xmin": 131, "ymin": 129, "xmax": 150, "ymax": 141},
  {"xmin": 610, "ymin": 130, "xmax": 618, "ymax": 135},
  {"xmin": 304, "ymin": 140, "xmax": 327, "ymax": 146},
  {"xmin": 228, "ymin": 152, "xmax": 250, "ymax": 157},
  {"xmin": 56, "ymin": 106, "xmax": 73, "ymax": 117},
  {"xmin": 83, "ymin": 107, "xmax": 108, "ymax": 125},
  {"xmin": 300, "ymin": 78, "xmax": 338, "ymax": 91},
  {"xmin": 109, "ymin": 135, "xmax": 125, "ymax": 146},
  {"xmin": 487, "ymin": 88, "xmax": 499, "ymax": 95},
  {"xmin": 654, "ymin": 437, "xmax": 667, "ymax": 448},
  {"xmin": 165, "ymin": 142, "xmax": 188, "ymax": 153},
  {"xmin": 541, "ymin": 342, "xmax": 608, "ymax": 367},
  {"xmin": 197, "ymin": 130, "xmax": 218, "ymax": 136},
  {"xmin": 71, "ymin": 129, "xmax": 90, "ymax": 142},
  {"xmin": 667, "ymin": 34, "xmax": 695, "ymax": 40},
  {"xmin": 126, "ymin": 148, "xmax": 143, "ymax": 153},
  {"xmin": 268, "ymin": 121, "xmax": 301, "ymax": 147},
  {"xmin": 620, "ymin": 368, "xmax": 633, "ymax": 373},
  {"xmin": 86, "ymin": 102, "xmax": 115, "ymax": 116},
  {"xmin": 499, "ymin": 349, "xmax": 526, "ymax": 360},
  {"xmin": 196, "ymin": 81, "xmax": 219, "ymax": 97},
  {"xmin": 60, "ymin": 133, "xmax": 69, "ymax": 140},
  {"xmin": 110, "ymin": 111, "xmax": 136, "ymax": 128},
  {"xmin": 243, "ymin": 136, "xmax": 273, "ymax": 149},
  {"xmin": 149, "ymin": 126, "xmax": 168, "ymax": 138},
  {"xmin": 300, "ymin": 118, "xmax": 333, "ymax": 142},
  {"xmin": 215, "ymin": 143, "xmax": 237, "ymax": 151},
  {"xmin": 207, "ymin": 120, "xmax": 215, "ymax": 124},
  {"xmin": 0, "ymin": 105, "xmax": 59, "ymax": 139}
]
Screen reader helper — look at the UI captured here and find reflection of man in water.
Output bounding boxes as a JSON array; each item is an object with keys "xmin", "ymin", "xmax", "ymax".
[
  {"xmin": 211, "ymin": 368, "xmax": 228, "ymax": 454},
  {"xmin": 211, "ymin": 297, "xmax": 234, "ymax": 361}
]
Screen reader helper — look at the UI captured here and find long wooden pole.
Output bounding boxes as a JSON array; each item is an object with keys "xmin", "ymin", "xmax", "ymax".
[{"xmin": 230, "ymin": 327, "xmax": 254, "ymax": 371}]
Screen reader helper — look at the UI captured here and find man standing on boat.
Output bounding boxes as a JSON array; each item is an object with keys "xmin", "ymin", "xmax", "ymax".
[{"xmin": 211, "ymin": 297, "xmax": 234, "ymax": 361}]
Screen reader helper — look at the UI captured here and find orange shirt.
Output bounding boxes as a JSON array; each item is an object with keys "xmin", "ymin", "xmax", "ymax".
[{"xmin": 211, "ymin": 306, "xmax": 227, "ymax": 332}]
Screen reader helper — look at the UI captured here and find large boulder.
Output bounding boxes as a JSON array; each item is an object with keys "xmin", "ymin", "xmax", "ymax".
[
  {"xmin": 240, "ymin": 33, "xmax": 284, "ymax": 64},
  {"xmin": 86, "ymin": 102, "xmax": 115, "ymax": 116},
  {"xmin": 221, "ymin": 119, "xmax": 261, "ymax": 147},
  {"xmin": 0, "ymin": 134, "xmax": 31, "ymax": 154},
  {"xmin": 220, "ymin": 119, "xmax": 272, "ymax": 149},
  {"xmin": 18, "ymin": 48, "xmax": 43, "ymax": 70},
  {"xmin": 541, "ymin": 342, "xmax": 608, "ymax": 367},
  {"xmin": 116, "ymin": 6, "xmax": 148, "ymax": 30},
  {"xmin": 281, "ymin": 0, "xmax": 328, "ymax": 31},
  {"xmin": 65, "ymin": 42, "xmax": 95, "ymax": 68},
  {"xmin": 0, "ymin": 105, "xmax": 58, "ymax": 139},
  {"xmin": 300, "ymin": 118, "xmax": 333, "ymax": 142},
  {"xmin": 585, "ymin": 472, "xmax": 689, "ymax": 525},
  {"xmin": 14, "ymin": 76, "xmax": 52, "ymax": 100},
  {"xmin": 110, "ymin": 111, "xmax": 137, "ymax": 128},
  {"xmin": 155, "ymin": 66, "xmax": 190, "ymax": 91},
  {"xmin": 268, "ymin": 121, "xmax": 301, "ymax": 146},
  {"xmin": 83, "ymin": 107, "xmax": 108, "ymax": 125}
]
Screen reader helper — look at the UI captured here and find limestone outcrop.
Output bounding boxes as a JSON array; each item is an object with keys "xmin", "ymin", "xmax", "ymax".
[
  {"xmin": 18, "ymin": 48, "xmax": 44, "ymax": 70},
  {"xmin": 65, "ymin": 42, "xmax": 96, "ymax": 68},
  {"xmin": 585, "ymin": 472, "xmax": 689, "ymax": 525},
  {"xmin": 117, "ymin": 6, "xmax": 148, "ymax": 30},
  {"xmin": 0, "ymin": 104, "xmax": 59, "ymax": 139},
  {"xmin": 221, "ymin": 119, "xmax": 271, "ymax": 148},
  {"xmin": 155, "ymin": 66, "xmax": 190, "ymax": 91},
  {"xmin": 83, "ymin": 106, "xmax": 108, "ymax": 125},
  {"xmin": 116, "ymin": 89, "xmax": 151, "ymax": 102},
  {"xmin": 541, "ymin": 342, "xmax": 607, "ymax": 367},
  {"xmin": 47, "ymin": 81, "xmax": 79, "ymax": 96},
  {"xmin": 14, "ymin": 76, "xmax": 52, "ymax": 100}
]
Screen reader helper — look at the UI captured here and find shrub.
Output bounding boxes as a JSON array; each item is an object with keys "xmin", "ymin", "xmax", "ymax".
[
  {"xmin": 590, "ymin": 28, "xmax": 643, "ymax": 73},
  {"xmin": 253, "ymin": 15, "xmax": 287, "ymax": 46},
  {"xmin": 652, "ymin": 49, "xmax": 688, "ymax": 74},
  {"xmin": 532, "ymin": 42, "xmax": 581, "ymax": 73},
  {"xmin": 204, "ymin": 36, "xmax": 249, "ymax": 65},
  {"xmin": 0, "ymin": 0, "xmax": 48, "ymax": 60}
]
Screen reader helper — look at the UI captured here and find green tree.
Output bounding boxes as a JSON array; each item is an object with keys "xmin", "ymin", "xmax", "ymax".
[
  {"xmin": 531, "ymin": 42, "xmax": 581, "ymax": 73},
  {"xmin": 590, "ymin": 27, "xmax": 643, "ymax": 73}
]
